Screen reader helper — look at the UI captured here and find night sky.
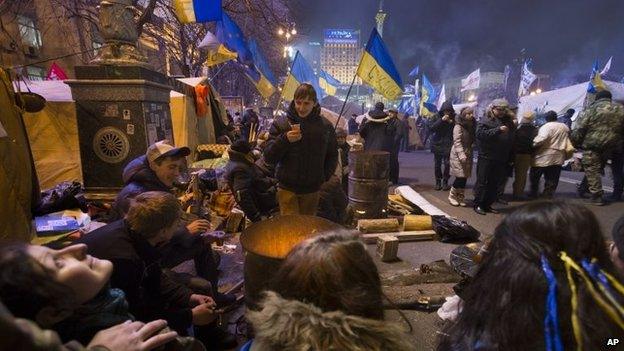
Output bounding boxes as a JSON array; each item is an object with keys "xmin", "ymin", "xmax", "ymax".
[{"xmin": 292, "ymin": 0, "xmax": 624, "ymax": 87}]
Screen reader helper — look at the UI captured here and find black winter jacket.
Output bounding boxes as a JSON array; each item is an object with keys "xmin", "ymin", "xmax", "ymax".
[
  {"xmin": 263, "ymin": 103, "xmax": 338, "ymax": 194},
  {"xmin": 224, "ymin": 150, "xmax": 277, "ymax": 221},
  {"xmin": 514, "ymin": 123, "xmax": 538, "ymax": 155},
  {"xmin": 111, "ymin": 155, "xmax": 171, "ymax": 220},
  {"xmin": 359, "ymin": 116, "xmax": 398, "ymax": 152},
  {"xmin": 476, "ymin": 115, "xmax": 516, "ymax": 162},
  {"xmin": 77, "ymin": 220, "xmax": 193, "ymax": 332},
  {"xmin": 428, "ymin": 101, "xmax": 455, "ymax": 155}
]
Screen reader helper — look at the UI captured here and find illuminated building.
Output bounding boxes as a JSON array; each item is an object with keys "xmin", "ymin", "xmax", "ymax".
[{"xmin": 320, "ymin": 29, "xmax": 361, "ymax": 85}]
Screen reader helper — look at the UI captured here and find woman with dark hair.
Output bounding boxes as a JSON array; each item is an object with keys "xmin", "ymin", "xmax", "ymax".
[
  {"xmin": 448, "ymin": 107, "xmax": 476, "ymax": 207},
  {"xmin": 242, "ymin": 232, "xmax": 415, "ymax": 351},
  {"xmin": 0, "ymin": 243, "xmax": 200, "ymax": 350},
  {"xmin": 438, "ymin": 201, "xmax": 623, "ymax": 351}
]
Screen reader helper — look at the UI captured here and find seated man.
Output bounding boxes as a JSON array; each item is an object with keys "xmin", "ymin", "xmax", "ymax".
[
  {"xmin": 78, "ymin": 191, "xmax": 236, "ymax": 349},
  {"xmin": 224, "ymin": 140, "xmax": 277, "ymax": 222},
  {"xmin": 110, "ymin": 140, "xmax": 234, "ymax": 306}
]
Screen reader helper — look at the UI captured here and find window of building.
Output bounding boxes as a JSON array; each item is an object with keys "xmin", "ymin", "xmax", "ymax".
[
  {"xmin": 18, "ymin": 15, "xmax": 42, "ymax": 49},
  {"xmin": 26, "ymin": 66, "xmax": 46, "ymax": 81}
]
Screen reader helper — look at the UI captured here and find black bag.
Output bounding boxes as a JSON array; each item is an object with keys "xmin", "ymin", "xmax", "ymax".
[
  {"xmin": 34, "ymin": 181, "xmax": 86, "ymax": 215},
  {"xmin": 432, "ymin": 215, "xmax": 480, "ymax": 243}
]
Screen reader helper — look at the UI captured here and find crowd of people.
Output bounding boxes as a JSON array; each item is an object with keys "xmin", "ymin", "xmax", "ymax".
[
  {"xmin": 425, "ymin": 90, "xmax": 624, "ymax": 214},
  {"xmin": 2, "ymin": 82, "xmax": 624, "ymax": 350}
]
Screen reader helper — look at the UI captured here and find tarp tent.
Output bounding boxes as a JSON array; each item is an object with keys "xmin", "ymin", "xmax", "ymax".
[
  {"xmin": 518, "ymin": 80, "xmax": 624, "ymax": 123},
  {"xmin": 14, "ymin": 78, "xmax": 218, "ymax": 189}
]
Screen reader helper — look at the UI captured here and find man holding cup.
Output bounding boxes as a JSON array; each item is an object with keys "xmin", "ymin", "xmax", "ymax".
[{"xmin": 264, "ymin": 83, "xmax": 338, "ymax": 215}]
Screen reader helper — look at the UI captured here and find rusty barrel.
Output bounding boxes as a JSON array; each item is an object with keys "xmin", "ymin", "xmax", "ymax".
[
  {"xmin": 240, "ymin": 215, "xmax": 342, "ymax": 309},
  {"xmin": 348, "ymin": 150, "xmax": 389, "ymax": 220}
]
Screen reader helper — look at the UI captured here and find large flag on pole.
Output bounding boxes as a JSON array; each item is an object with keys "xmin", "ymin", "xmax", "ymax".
[
  {"xmin": 199, "ymin": 31, "xmax": 237, "ymax": 67},
  {"xmin": 356, "ymin": 28, "xmax": 403, "ymax": 100},
  {"xmin": 461, "ymin": 68, "xmax": 480, "ymax": 92},
  {"xmin": 216, "ymin": 12, "xmax": 253, "ymax": 65},
  {"xmin": 247, "ymin": 39, "xmax": 276, "ymax": 99},
  {"xmin": 174, "ymin": 0, "xmax": 222, "ymax": 23},
  {"xmin": 419, "ymin": 74, "xmax": 437, "ymax": 117},
  {"xmin": 518, "ymin": 60, "xmax": 537, "ymax": 97},
  {"xmin": 587, "ymin": 60, "xmax": 606, "ymax": 93},
  {"xmin": 319, "ymin": 70, "xmax": 341, "ymax": 96},
  {"xmin": 282, "ymin": 51, "xmax": 324, "ymax": 101}
]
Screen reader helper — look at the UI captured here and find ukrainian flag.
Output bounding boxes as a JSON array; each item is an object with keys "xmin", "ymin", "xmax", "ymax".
[
  {"xmin": 216, "ymin": 12, "xmax": 253, "ymax": 65},
  {"xmin": 587, "ymin": 60, "xmax": 606, "ymax": 93},
  {"xmin": 319, "ymin": 70, "xmax": 341, "ymax": 96},
  {"xmin": 247, "ymin": 40, "xmax": 277, "ymax": 99},
  {"xmin": 282, "ymin": 51, "xmax": 324, "ymax": 101},
  {"xmin": 174, "ymin": 0, "xmax": 222, "ymax": 23},
  {"xmin": 356, "ymin": 28, "xmax": 402, "ymax": 100},
  {"xmin": 419, "ymin": 74, "xmax": 437, "ymax": 117},
  {"xmin": 199, "ymin": 31, "xmax": 238, "ymax": 67}
]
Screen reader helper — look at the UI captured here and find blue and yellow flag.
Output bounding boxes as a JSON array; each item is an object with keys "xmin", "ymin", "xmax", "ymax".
[
  {"xmin": 419, "ymin": 74, "xmax": 438, "ymax": 117},
  {"xmin": 282, "ymin": 51, "xmax": 324, "ymax": 101},
  {"xmin": 587, "ymin": 60, "xmax": 606, "ymax": 93},
  {"xmin": 199, "ymin": 31, "xmax": 238, "ymax": 67},
  {"xmin": 247, "ymin": 40, "xmax": 276, "ymax": 99},
  {"xmin": 174, "ymin": 0, "xmax": 222, "ymax": 23},
  {"xmin": 216, "ymin": 12, "xmax": 253, "ymax": 65},
  {"xmin": 319, "ymin": 70, "xmax": 341, "ymax": 96},
  {"xmin": 356, "ymin": 28, "xmax": 402, "ymax": 100}
]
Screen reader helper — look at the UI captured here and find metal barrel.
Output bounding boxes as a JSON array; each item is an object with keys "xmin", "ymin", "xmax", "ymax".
[{"xmin": 348, "ymin": 151, "xmax": 389, "ymax": 219}]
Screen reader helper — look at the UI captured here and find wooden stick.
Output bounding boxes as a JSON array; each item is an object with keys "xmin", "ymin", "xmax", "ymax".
[{"xmin": 361, "ymin": 230, "xmax": 436, "ymax": 244}]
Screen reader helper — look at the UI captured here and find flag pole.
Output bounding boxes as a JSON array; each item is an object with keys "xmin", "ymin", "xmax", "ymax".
[{"xmin": 334, "ymin": 70, "xmax": 359, "ymax": 130}]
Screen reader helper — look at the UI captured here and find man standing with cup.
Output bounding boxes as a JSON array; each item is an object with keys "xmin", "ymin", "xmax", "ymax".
[{"xmin": 264, "ymin": 83, "xmax": 338, "ymax": 215}]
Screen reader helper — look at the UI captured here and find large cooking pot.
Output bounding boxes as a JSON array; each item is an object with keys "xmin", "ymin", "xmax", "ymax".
[{"xmin": 240, "ymin": 215, "xmax": 342, "ymax": 308}]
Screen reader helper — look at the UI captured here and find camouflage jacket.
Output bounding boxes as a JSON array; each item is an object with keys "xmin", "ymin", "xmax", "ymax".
[{"xmin": 571, "ymin": 98, "xmax": 624, "ymax": 152}]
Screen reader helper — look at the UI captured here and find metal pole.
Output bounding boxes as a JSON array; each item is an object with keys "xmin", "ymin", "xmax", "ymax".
[{"xmin": 334, "ymin": 73, "xmax": 358, "ymax": 130}]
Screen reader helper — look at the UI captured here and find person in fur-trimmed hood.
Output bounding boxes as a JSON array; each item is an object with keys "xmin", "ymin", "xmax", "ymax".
[
  {"xmin": 240, "ymin": 232, "xmax": 416, "ymax": 351},
  {"xmin": 359, "ymin": 102, "xmax": 399, "ymax": 153}
]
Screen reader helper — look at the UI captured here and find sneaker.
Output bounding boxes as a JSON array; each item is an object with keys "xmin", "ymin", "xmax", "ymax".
[{"xmin": 585, "ymin": 195, "xmax": 605, "ymax": 206}]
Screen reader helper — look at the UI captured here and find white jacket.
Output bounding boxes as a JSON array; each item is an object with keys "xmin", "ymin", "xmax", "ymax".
[{"xmin": 532, "ymin": 121, "xmax": 571, "ymax": 167}]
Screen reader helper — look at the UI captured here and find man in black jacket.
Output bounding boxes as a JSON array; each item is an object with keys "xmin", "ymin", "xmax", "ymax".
[
  {"xmin": 263, "ymin": 83, "xmax": 338, "ymax": 215},
  {"xmin": 224, "ymin": 140, "xmax": 277, "ymax": 222},
  {"xmin": 428, "ymin": 101, "xmax": 455, "ymax": 190},
  {"xmin": 474, "ymin": 99, "xmax": 516, "ymax": 215},
  {"xmin": 78, "ymin": 192, "xmax": 236, "ymax": 349}
]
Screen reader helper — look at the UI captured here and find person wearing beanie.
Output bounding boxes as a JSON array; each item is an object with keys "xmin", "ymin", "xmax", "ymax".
[
  {"xmin": 511, "ymin": 111, "xmax": 538, "ymax": 199},
  {"xmin": 572, "ymin": 89, "xmax": 624, "ymax": 205},
  {"xmin": 448, "ymin": 107, "xmax": 476, "ymax": 207},
  {"xmin": 473, "ymin": 98, "xmax": 515, "ymax": 215},
  {"xmin": 529, "ymin": 110, "xmax": 571, "ymax": 199},
  {"xmin": 225, "ymin": 140, "xmax": 278, "ymax": 222}
]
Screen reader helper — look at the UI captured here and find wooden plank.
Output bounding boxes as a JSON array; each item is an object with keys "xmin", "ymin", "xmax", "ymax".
[
  {"xmin": 394, "ymin": 185, "xmax": 448, "ymax": 216},
  {"xmin": 361, "ymin": 230, "xmax": 437, "ymax": 244},
  {"xmin": 376, "ymin": 235, "xmax": 399, "ymax": 262},
  {"xmin": 357, "ymin": 218, "xmax": 400, "ymax": 233}
]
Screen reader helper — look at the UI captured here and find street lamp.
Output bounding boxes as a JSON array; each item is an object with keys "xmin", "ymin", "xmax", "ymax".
[{"xmin": 277, "ymin": 28, "xmax": 284, "ymax": 36}]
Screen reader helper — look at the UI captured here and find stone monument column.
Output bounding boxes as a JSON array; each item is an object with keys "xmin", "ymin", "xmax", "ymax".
[{"xmin": 66, "ymin": 0, "xmax": 174, "ymax": 196}]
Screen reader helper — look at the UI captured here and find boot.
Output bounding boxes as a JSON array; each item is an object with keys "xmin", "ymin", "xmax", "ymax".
[
  {"xmin": 577, "ymin": 182, "xmax": 590, "ymax": 198},
  {"xmin": 434, "ymin": 179, "xmax": 442, "ymax": 191},
  {"xmin": 456, "ymin": 188, "xmax": 467, "ymax": 207},
  {"xmin": 442, "ymin": 178, "xmax": 451, "ymax": 191},
  {"xmin": 586, "ymin": 193, "xmax": 605, "ymax": 206},
  {"xmin": 448, "ymin": 187, "xmax": 460, "ymax": 206}
]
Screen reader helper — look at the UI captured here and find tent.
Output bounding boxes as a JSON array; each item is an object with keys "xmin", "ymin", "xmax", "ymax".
[
  {"xmin": 14, "ymin": 78, "xmax": 219, "ymax": 189},
  {"xmin": 320, "ymin": 107, "xmax": 348, "ymax": 130},
  {"xmin": 518, "ymin": 80, "xmax": 624, "ymax": 123}
]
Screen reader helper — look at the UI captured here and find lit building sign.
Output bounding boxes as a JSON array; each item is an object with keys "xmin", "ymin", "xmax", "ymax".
[{"xmin": 324, "ymin": 29, "xmax": 358, "ymax": 44}]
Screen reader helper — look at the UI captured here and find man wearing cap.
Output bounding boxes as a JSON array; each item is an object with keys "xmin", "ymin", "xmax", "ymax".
[
  {"xmin": 474, "ymin": 98, "xmax": 516, "ymax": 215},
  {"xmin": 571, "ymin": 90, "xmax": 624, "ymax": 205},
  {"xmin": 111, "ymin": 140, "xmax": 235, "ymax": 307},
  {"xmin": 511, "ymin": 111, "xmax": 538, "ymax": 199},
  {"xmin": 359, "ymin": 102, "xmax": 398, "ymax": 153},
  {"xmin": 224, "ymin": 140, "xmax": 277, "ymax": 222}
]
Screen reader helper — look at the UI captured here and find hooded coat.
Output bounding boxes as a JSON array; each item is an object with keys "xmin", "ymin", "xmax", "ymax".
[
  {"xmin": 428, "ymin": 101, "xmax": 455, "ymax": 156},
  {"xmin": 110, "ymin": 155, "xmax": 171, "ymax": 220},
  {"xmin": 263, "ymin": 102, "xmax": 338, "ymax": 194},
  {"xmin": 243, "ymin": 292, "xmax": 416, "ymax": 351},
  {"xmin": 359, "ymin": 113, "xmax": 399, "ymax": 152},
  {"xmin": 449, "ymin": 116, "xmax": 475, "ymax": 178}
]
